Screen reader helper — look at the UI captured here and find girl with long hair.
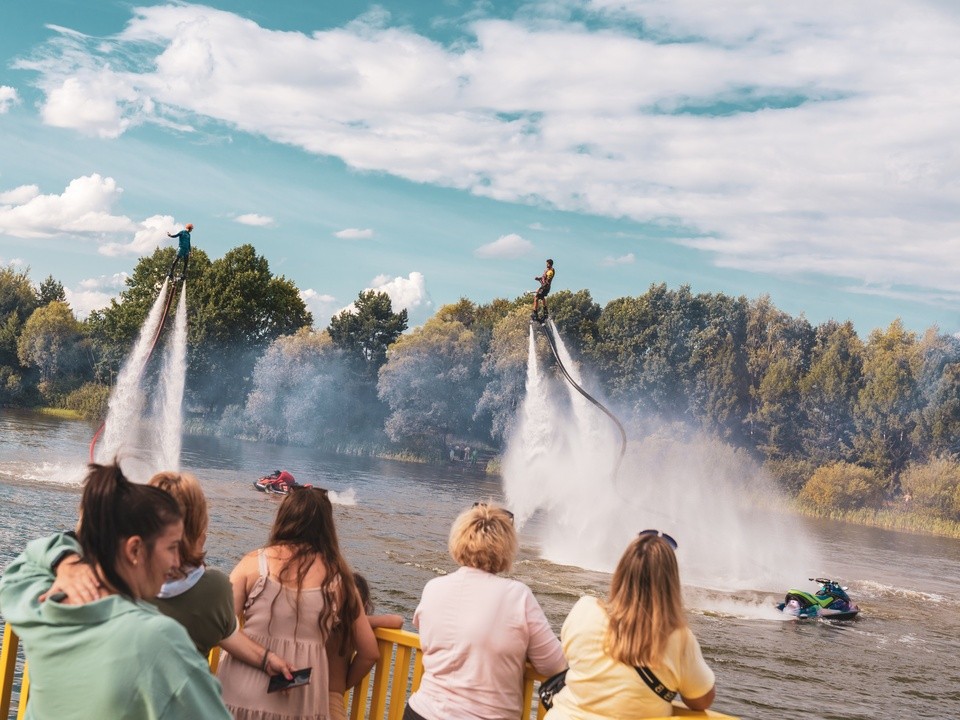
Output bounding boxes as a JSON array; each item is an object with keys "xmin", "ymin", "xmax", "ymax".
[
  {"xmin": 0, "ymin": 463, "xmax": 231, "ymax": 719},
  {"xmin": 546, "ymin": 532, "xmax": 716, "ymax": 718},
  {"xmin": 217, "ymin": 486, "xmax": 378, "ymax": 719}
]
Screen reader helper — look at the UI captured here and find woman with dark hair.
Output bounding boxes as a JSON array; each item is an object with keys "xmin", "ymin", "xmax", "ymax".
[
  {"xmin": 217, "ymin": 486, "xmax": 378, "ymax": 719},
  {"xmin": 0, "ymin": 463, "xmax": 231, "ymax": 719},
  {"xmin": 404, "ymin": 503, "xmax": 565, "ymax": 720},
  {"xmin": 545, "ymin": 532, "xmax": 716, "ymax": 719}
]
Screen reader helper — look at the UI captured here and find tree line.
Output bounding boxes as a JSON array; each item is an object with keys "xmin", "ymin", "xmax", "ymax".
[{"xmin": 2, "ymin": 246, "xmax": 959, "ymax": 525}]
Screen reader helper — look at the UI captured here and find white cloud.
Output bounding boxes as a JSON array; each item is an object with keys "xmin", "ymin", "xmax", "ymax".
[
  {"xmin": 475, "ymin": 233, "xmax": 534, "ymax": 259},
  {"xmin": 0, "ymin": 256, "xmax": 26, "ymax": 267},
  {"xmin": 99, "ymin": 214, "xmax": 174, "ymax": 257},
  {"xmin": 299, "ymin": 288, "xmax": 338, "ymax": 327},
  {"xmin": 0, "ymin": 174, "xmax": 135, "ymax": 238},
  {"xmin": 17, "ymin": 3, "xmax": 960, "ymax": 302},
  {"xmin": 336, "ymin": 272, "xmax": 433, "ymax": 326},
  {"xmin": 368, "ymin": 272, "xmax": 433, "ymax": 321},
  {"xmin": 0, "ymin": 185, "xmax": 39, "ymax": 204},
  {"xmin": 602, "ymin": 252, "xmax": 636, "ymax": 266},
  {"xmin": 334, "ymin": 228, "xmax": 375, "ymax": 240},
  {"xmin": 0, "ymin": 86, "xmax": 19, "ymax": 113},
  {"xmin": 79, "ymin": 272, "xmax": 129, "ymax": 291},
  {"xmin": 235, "ymin": 213, "xmax": 274, "ymax": 227}
]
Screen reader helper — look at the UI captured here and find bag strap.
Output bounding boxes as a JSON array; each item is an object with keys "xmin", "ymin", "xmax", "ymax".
[{"xmin": 635, "ymin": 666, "xmax": 677, "ymax": 703}]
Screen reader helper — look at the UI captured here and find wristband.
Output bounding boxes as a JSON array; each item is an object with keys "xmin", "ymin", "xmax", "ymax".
[{"xmin": 260, "ymin": 649, "xmax": 270, "ymax": 671}]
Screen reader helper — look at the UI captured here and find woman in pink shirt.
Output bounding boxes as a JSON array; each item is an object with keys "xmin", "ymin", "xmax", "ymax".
[{"xmin": 404, "ymin": 503, "xmax": 566, "ymax": 720}]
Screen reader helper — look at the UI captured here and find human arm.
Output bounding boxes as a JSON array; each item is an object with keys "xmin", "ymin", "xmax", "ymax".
[
  {"xmin": 677, "ymin": 629, "xmax": 716, "ymax": 711},
  {"xmin": 682, "ymin": 686, "xmax": 716, "ymax": 711},
  {"xmin": 524, "ymin": 587, "xmax": 566, "ymax": 676},
  {"xmin": 40, "ymin": 554, "xmax": 104, "ymax": 604},
  {"xmin": 367, "ymin": 613, "xmax": 404, "ymax": 630},
  {"xmin": 219, "ymin": 626, "xmax": 294, "ymax": 679},
  {"xmin": 228, "ymin": 551, "xmax": 259, "ymax": 616},
  {"xmin": 0, "ymin": 533, "xmax": 85, "ymax": 626},
  {"xmin": 345, "ymin": 589, "xmax": 380, "ymax": 689}
]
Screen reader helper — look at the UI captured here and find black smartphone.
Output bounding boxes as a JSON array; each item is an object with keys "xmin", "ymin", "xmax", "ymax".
[{"xmin": 267, "ymin": 667, "xmax": 312, "ymax": 693}]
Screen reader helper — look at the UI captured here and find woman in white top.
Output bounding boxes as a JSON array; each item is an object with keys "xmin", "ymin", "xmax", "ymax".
[
  {"xmin": 546, "ymin": 531, "xmax": 716, "ymax": 719},
  {"xmin": 404, "ymin": 503, "xmax": 566, "ymax": 720}
]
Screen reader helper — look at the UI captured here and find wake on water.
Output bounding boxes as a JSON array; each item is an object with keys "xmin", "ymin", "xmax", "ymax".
[{"xmin": 502, "ymin": 320, "xmax": 820, "ymax": 605}]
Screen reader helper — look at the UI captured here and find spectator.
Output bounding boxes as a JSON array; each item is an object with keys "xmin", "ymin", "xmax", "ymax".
[
  {"xmin": 404, "ymin": 502, "xmax": 565, "ymax": 720},
  {"xmin": 545, "ymin": 531, "xmax": 715, "ymax": 719},
  {"xmin": 217, "ymin": 487, "xmax": 378, "ymax": 719},
  {"xmin": 327, "ymin": 572, "xmax": 404, "ymax": 720},
  {"xmin": 0, "ymin": 463, "xmax": 231, "ymax": 719}
]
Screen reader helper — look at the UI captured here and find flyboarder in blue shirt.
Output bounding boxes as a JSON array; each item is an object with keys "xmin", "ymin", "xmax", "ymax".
[{"xmin": 167, "ymin": 223, "xmax": 193, "ymax": 281}]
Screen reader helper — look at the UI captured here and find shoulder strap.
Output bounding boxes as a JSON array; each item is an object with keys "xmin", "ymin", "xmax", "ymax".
[
  {"xmin": 257, "ymin": 548, "xmax": 269, "ymax": 578},
  {"xmin": 635, "ymin": 666, "xmax": 677, "ymax": 703}
]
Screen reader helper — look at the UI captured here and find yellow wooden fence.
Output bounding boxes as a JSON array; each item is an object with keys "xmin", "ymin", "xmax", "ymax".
[{"xmin": 1, "ymin": 623, "xmax": 736, "ymax": 719}]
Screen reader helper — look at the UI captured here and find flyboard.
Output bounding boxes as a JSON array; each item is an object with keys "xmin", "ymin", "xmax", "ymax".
[
  {"xmin": 532, "ymin": 315, "xmax": 628, "ymax": 480},
  {"xmin": 89, "ymin": 274, "xmax": 185, "ymax": 462}
]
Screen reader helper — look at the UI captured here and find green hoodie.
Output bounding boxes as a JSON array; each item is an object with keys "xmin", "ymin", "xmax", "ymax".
[{"xmin": 0, "ymin": 533, "xmax": 232, "ymax": 720}]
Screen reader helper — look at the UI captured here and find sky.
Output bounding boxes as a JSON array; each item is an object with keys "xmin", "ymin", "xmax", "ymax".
[{"xmin": 2, "ymin": 0, "xmax": 960, "ymax": 334}]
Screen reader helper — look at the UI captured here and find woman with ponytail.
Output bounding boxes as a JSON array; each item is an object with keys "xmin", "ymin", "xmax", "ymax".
[
  {"xmin": 217, "ymin": 486, "xmax": 378, "ymax": 720},
  {"xmin": 0, "ymin": 463, "xmax": 231, "ymax": 719}
]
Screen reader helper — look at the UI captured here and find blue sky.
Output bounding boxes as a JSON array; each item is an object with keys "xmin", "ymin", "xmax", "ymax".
[{"xmin": 2, "ymin": 0, "xmax": 960, "ymax": 334}]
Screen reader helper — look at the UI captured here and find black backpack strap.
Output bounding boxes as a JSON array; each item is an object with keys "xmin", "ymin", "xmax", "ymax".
[{"xmin": 635, "ymin": 666, "xmax": 677, "ymax": 703}]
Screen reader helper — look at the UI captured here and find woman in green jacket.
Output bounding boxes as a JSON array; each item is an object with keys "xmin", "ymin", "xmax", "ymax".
[{"xmin": 0, "ymin": 463, "xmax": 232, "ymax": 720}]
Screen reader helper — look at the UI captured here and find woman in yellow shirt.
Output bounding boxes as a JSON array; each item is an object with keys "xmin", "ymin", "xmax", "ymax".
[{"xmin": 546, "ymin": 531, "xmax": 716, "ymax": 719}]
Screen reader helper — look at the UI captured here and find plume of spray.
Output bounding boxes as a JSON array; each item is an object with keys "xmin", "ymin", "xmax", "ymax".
[
  {"xmin": 502, "ymin": 322, "xmax": 818, "ymax": 593},
  {"xmin": 99, "ymin": 280, "xmax": 172, "ymax": 466},
  {"xmin": 156, "ymin": 283, "xmax": 188, "ymax": 470},
  {"xmin": 97, "ymin": 279, "xmax": 189, "ymax": 481}
]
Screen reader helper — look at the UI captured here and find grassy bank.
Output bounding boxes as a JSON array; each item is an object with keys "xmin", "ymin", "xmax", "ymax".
[
  {"xmin": 792, "ymin": 503, "xmax": 960, "ymax": 540},
  {"xmin": 37, "ymin": 407, "xmax": 83, "ymax": 420}
]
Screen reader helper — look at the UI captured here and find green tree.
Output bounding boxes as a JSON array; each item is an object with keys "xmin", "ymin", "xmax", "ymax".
[
  {"xmin": 328, "ymin": 291, "xmax": 408, "ymax": 383},
  {"xmin": 744, "ymin": 296, "xmax": 814, "ymax": 458},
  {"xmin": 327, "ymin": 290, "xmax": 408, "ymax": 435},
  {"xmin": 0, "ymin": 265, "xmax": 39, "ymax": 404},
  {"xmin": 190, "ymin": 244, "xmax": 312, "ymax": 411},
  {"xmin": 17, "ymin": 301, "xmax": 90, "ymax": 399},
  {"xmin": 853, "ymin": 320, "xmax": 922, "ymax": 481},
  {"xmin": 37, "ymin": 275, "xmax": 66, "ymax": 306},
  {"xmin": 687, "ymin": 293, "xmax": 750, "ymax": 443},
  {"xmin": 798, "ymin": 321, "xmax": 864, "ymax": 464},
  {"xmin": 378, "ymin": 306, "xmax": 485, "ymax": 452},
  {"xmin": 912, "ymin": 329, "xmax": 960, "ymax": 458},
  {"xmin": 546, "ymin": 289, "xmax": 602, "ymax": 354}
]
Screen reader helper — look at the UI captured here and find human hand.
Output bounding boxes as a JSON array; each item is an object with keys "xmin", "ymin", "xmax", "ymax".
[
  {"xmin": 40, "ymin": 556, "xmax": 103, "ymax": 605},
  {"xmin": 265, "ymin": 651, "xmax": 294, "ymax": 680}
]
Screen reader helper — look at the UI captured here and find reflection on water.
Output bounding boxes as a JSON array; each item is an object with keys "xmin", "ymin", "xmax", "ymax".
[{"xmin": 1, "ymin": 410, "xmax": 959, "ymax": 720}]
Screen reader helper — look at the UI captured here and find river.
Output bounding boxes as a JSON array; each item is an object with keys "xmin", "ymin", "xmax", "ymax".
[{"xmin": 1, "ymin": 409, "xmax": 958, "ymax": 720}]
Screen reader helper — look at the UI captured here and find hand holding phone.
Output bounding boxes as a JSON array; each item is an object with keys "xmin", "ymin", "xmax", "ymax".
[{"xmin": 267, "ymin": 667, "xmax": 312, "ymax": 693}]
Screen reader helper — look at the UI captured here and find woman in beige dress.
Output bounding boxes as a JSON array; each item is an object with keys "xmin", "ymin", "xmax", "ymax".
[{"xmin": 218, "ymin": 487, "xmax": 378, "ymax": 720}]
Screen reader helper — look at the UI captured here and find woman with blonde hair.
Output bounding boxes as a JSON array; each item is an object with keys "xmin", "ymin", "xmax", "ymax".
[
  {"xmin": 404, "ymin": 502, "xmax": 565, "ymax": 720},
  {"xmin": 546, "ymin": 531, "xmax": 715, "ymax": 719},
  {"xmin": 218, "ymin": 486, "xmax": 378, "ymax": 720}
]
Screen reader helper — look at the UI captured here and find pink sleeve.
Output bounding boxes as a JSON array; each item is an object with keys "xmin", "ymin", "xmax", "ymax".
[{"xmin": 524, "ymin": 588, "xmax": 566, "ymax": 676}]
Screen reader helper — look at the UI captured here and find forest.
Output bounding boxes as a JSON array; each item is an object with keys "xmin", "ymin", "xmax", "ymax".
[{"xmin": 2, "ymin": 244, "xmax": 959, "ymax": 530}]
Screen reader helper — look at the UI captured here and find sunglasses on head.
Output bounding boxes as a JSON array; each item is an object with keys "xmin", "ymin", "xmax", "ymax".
[
  {"xmin": 638, "ymin": 529, "xmax": 677, "ymax": 550},
  {"xmin": 473, "ymin": 502, "xmax": 515, "ymax": 523}
]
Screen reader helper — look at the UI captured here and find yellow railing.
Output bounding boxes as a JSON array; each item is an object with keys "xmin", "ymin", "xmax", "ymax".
[{"xmin": 2, "ymin": 623, "xmax": 736, "ymax": 719}]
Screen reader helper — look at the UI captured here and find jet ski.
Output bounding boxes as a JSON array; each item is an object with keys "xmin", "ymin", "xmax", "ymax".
[
  {"xmin": 777, "ymin": 578, "xmax": 860, "ymax": 620},
  {"xmin": 253, "ymin": 470, "xmax": 310, "ymax": 495}
]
